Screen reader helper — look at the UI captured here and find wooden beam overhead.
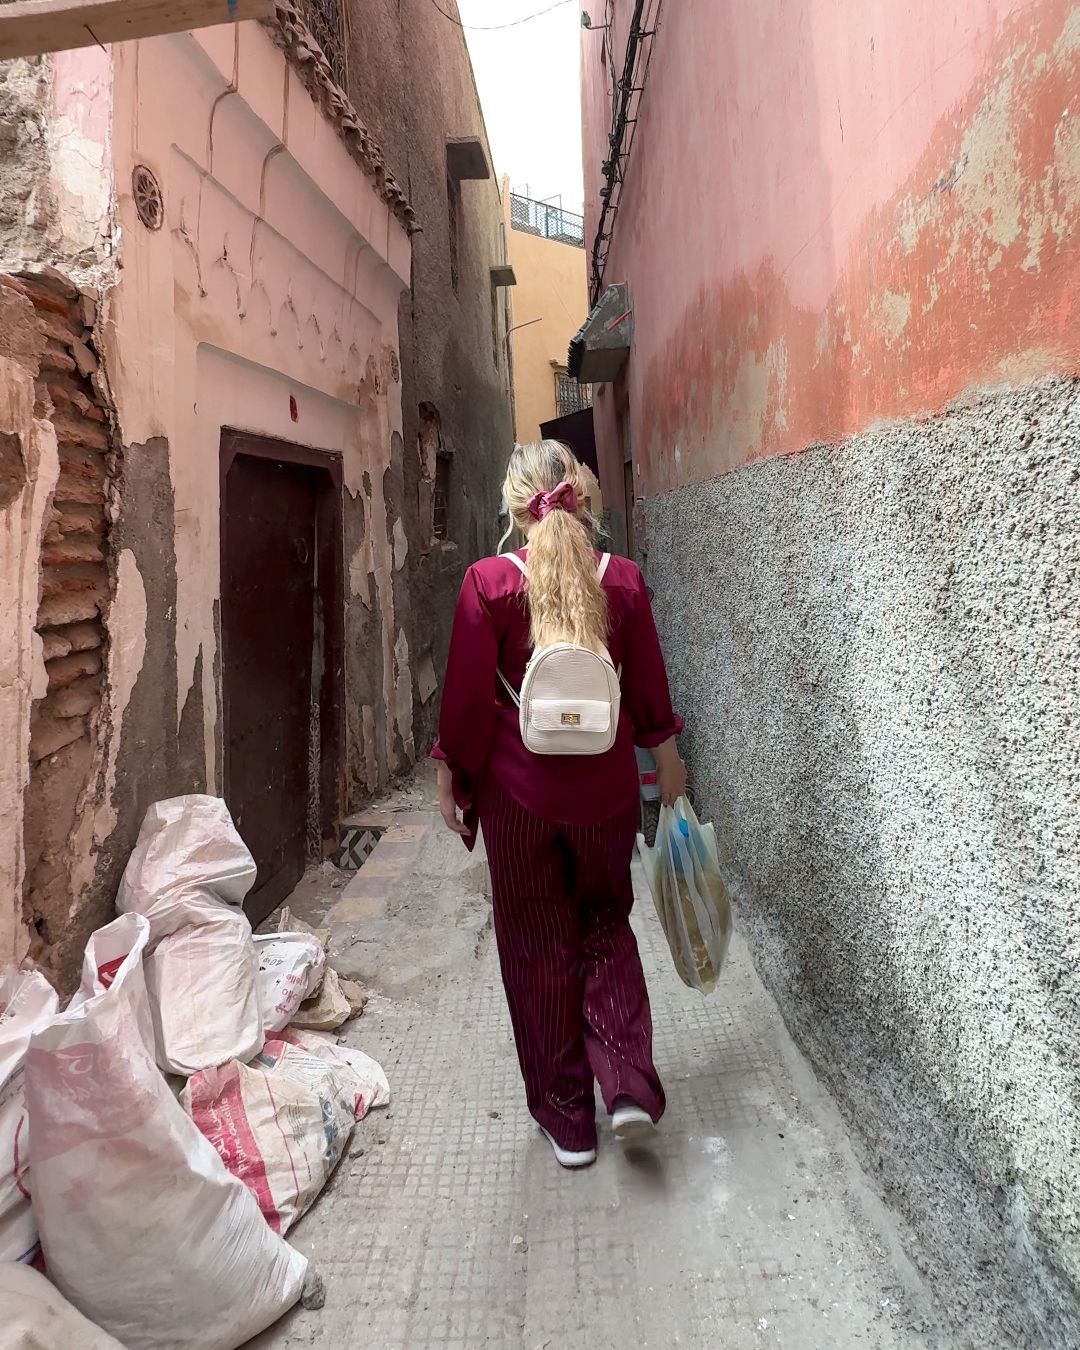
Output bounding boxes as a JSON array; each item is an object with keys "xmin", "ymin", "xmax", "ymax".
[{"xmin": 0, "ymin": 0, "xmax": 276, "ymax": 61}]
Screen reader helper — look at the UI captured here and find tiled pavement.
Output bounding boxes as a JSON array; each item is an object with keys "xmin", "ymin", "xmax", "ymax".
[{"xmin": 254, "ymin": 795, "xmax": 943, "ymax": 1350}]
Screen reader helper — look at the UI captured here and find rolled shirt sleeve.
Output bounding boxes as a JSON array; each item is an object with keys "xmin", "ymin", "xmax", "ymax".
[{"xmin": 431, "ymin": 565, "xmax": 499, "ymax": 807}]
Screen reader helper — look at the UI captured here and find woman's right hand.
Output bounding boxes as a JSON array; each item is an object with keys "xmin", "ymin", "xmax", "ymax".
[
  {"xmin": 436, "ymin": 761, "xmax": 471, "ymax": 837},
  {"xmin": 653, "ymin": 737, "xmax": 688, "ymax": 807}
]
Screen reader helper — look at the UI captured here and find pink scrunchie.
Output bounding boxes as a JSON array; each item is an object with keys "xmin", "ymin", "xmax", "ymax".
[{"xmin": 526, "ymin": 480, "xmax": 578, "ymax": 522}]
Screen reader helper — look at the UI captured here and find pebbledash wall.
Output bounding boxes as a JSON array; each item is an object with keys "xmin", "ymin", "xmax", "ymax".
[
  {"xmin": 0, "ymin": 14, "xmax": 422, "ymax": 985},
  {"xmin": 582, "ymin": 1, "xmax": 1079, "ymax": 1344}
]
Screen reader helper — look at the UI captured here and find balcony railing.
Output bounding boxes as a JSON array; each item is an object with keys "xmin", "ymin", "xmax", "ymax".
[
  {"xmin": 511, "ymin": 193, "xmax": 585, "ymax": 248},
  {"xmin": 555, "ymin": 370, "xmax": 593, "ymax": 417}
]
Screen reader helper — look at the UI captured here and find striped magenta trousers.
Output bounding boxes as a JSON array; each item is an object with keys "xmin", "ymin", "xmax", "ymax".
[{"xmin": 479, "ymin": 775, "xmax": 666, "ymax": 1152}]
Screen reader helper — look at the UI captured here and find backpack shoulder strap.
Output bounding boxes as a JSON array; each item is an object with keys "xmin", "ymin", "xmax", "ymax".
[
  {"xmin": 497, "ymin": 668, "xmax": 521, "ymax": 709},
  {"xmin": 596, "ymin": 552, "xmax": 612, "ymax": 583},
  {"xmin": 496, "ymin": 554, "xmax": 527, "ymax": 706}
]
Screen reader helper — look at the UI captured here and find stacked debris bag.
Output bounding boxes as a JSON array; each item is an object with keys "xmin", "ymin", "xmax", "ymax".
[
  {"xmin": 0, "ymin": 971, "xmax": 59, "ymax": 1265},
  {"xmin": 0, "ymin": 1264, "xmax": 124, "ymax": 1350},
  {"xmin": 116, "ymin": 796, "xmax": 264, "ymax": 1073},
  {"xmin": 7, "ymin": 794, "xmax": 389, "ymax": 1350},
  {"xmin": 258, "ymin": 907, "xmax": 368, "ymax": 1031},
  {"xmin": 183, "ymin": 1028, "xmax": 388, "ymax": 1234},
  {"xmin": 24, "ymin": 912, "xmax": 306, "ymax": 1350},
  {"xmin": 254, "ymin": 929, "xmax": 326, "ymax": 1032}
]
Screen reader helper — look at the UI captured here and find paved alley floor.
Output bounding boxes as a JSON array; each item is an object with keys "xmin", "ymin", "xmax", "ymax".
[{"xmin": 255, "ymin": 783, "xmax": 943, "ymax": 1350}]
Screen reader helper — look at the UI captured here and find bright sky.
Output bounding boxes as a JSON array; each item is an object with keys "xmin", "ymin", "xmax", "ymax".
[{"xmin": 452, "ymin": 0, "xmax": 586, "ymax": 215}]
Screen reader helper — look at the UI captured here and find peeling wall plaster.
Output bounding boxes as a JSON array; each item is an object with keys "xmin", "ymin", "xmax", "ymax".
[
  {"xmin": 579, "ymin": 0, "xmax": 1080, "ymax": 1338},
  {"xmin": 0, "ymin": 17, "xmax": 415, "ymax": 983},
  {"xmin": 103, "ymin": 23, "xmax": 412, "ymax": 805},
  {"xmin": 91, "ymin": 547, "xmax": 146, "ymax": 848},
  {"xmin": 583, "ymin": 0, "xmax": 1080, "ymax": 501}
]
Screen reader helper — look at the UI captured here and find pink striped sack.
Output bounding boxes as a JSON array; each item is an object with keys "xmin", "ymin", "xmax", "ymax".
[{"xmin": 182, "ymin": 1029, "xmax": 389, "ymax": 1234}]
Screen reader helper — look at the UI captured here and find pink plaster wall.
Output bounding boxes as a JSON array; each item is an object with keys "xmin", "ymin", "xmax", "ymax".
[
  {"xmin": 103, "ymin": 23, "xmax": 414, "ymax": 788},
  {"xmin": 581, "ymin": 0, "xmax": 1080, "ymax": 503}
]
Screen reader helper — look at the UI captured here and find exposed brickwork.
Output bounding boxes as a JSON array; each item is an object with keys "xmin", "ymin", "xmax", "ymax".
[
  {"xmin": 0, "ymin": 268, "xmax": 116, "ymax": 963},
  {"xmin": 0, "ymin": 271, "xmax": 114, "ymax": 770}
]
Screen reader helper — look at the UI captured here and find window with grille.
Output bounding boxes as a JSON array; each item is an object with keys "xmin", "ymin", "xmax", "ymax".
[
  {"xmin": 294, "ymin": 0, "xmax": 347, "ymax": 87},
  {"xmin": 447, "ymin": 175, "xmax": 460, "ymax": 293},
  {"xmin": 433, "ymin": 453, "xmax": 452, "ymax": 541},
  {"xmin": 554, "ymin": 368, "xmax": 592, "ymax": 417}
]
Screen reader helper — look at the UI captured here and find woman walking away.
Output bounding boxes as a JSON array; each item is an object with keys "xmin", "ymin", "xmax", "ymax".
[{"xmin": 432, "ymin": 440, "xmax": 686, "ymax": 1169}]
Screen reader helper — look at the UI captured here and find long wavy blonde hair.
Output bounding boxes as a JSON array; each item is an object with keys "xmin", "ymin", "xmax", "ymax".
[{"xmin": 501, "ymin": 440, "xmax": 608, "ymax": 652}]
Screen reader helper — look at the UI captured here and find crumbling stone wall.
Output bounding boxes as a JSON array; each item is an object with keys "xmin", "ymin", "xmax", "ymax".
[
  {"xmin": 0, "ymin": 267, "xmax": 118, "ymax": 984},
  {"xmin": 0, "ymin": 54, "xmax": 111, "ymax": 271},
  {"xmin": 0, "ymin": 61, "xmax": 53, "ymax": 264},
  {"xmin": 0, "ymin": 11, "xmax": 452, "ymax": 976}
]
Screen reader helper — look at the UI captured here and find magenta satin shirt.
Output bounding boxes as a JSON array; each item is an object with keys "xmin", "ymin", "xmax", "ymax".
[{"xmin": 432, "ymin": 549, "xmax": 682, "ymax": 834}]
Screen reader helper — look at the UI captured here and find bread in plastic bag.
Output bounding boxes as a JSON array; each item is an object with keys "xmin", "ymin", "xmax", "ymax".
[{"xmin": 637, "ymin": 796, "xmax": 732, "ymax": 995}]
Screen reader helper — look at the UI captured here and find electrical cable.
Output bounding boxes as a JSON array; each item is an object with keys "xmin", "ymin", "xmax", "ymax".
[
  {"xmin": 425, "ymin": 0, "xmax": 576, "ymax": 30},
  {"xmin": 588, "ymin": 0, "xmax": 663, "ymax": 300}
]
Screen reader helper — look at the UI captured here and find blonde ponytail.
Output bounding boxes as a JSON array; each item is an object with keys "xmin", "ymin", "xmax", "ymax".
[{"xmin": 502, "ymin": 440, "xmax": 608, "ymax": 653}]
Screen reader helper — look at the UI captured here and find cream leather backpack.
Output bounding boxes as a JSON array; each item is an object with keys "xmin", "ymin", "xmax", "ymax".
[{"xmin": 497, "ymin": 552, "xmax": 621, "ymax": 756}]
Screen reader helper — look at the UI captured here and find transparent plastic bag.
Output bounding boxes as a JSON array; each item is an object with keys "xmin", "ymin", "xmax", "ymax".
[{"xmin": 637, "ymin": 796, "xmax": 732, "ymax": 995}]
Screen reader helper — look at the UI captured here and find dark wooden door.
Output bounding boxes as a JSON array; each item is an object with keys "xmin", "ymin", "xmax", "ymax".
[{"xmin": 222, "ymin": 451, "xmax": 318, "ymax": 922}]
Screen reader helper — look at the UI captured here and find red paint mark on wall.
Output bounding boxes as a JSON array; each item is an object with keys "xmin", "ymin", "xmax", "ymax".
[{"xmin": 583, "ymin": 1, "xmax": 1080, "ymax": 497}]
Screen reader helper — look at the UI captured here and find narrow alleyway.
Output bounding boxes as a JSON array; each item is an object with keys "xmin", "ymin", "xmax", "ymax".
[{"xmin": 255, "ymin": 776, "xmax": 945, "ymax": 1350}]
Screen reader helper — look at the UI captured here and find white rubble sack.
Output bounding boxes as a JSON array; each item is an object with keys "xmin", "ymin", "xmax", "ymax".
[
  {"xmin": 0, "ymin": 1263, "xmax": 124, "ymax": 1350},
  {"xmin": 182, "ymin": 1027, "xmax": 389, "ymax": 1235},
  {"xmin": 117, "ymin": 796, "xmax": 263, "ymax": 1073},
  {"xmin": 0, "ymin": 970, "xmax": 58, "ymax": 1263},
  {"xmin": 272, "ymin": 1027, "xmax": 390, "ymax": 1119},
  {"xmin": 25, "ymin": 914, "xmax": 306, "ymax": 1350},
  {"xmin": 255, "ymin": 932, "xmax": 326, "ymax": 1034}
]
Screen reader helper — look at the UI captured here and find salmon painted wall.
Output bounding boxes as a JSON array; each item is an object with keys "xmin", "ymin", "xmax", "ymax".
[
  {"xmin": 504, "ymin": 193, "xmax": 590, "ymax": 443},
  {"xmin": 581, "ymin": 0, "xmax": 1080, "ymax": 503}
]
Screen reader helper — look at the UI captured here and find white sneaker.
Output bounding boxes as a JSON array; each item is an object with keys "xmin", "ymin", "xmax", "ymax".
[
  {"xmin": 540, "ymin": 1128, "xmax": 596, "ymax": 1169},
  {"xmin": 611, "ymin": 1102, "xmax": 656, "ymax": 1143}
]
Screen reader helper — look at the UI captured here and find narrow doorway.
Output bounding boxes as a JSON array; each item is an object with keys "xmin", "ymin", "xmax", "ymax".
[{"xmin": 220, "ymin": 430, "xmax": 344, "ymax": 924}]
